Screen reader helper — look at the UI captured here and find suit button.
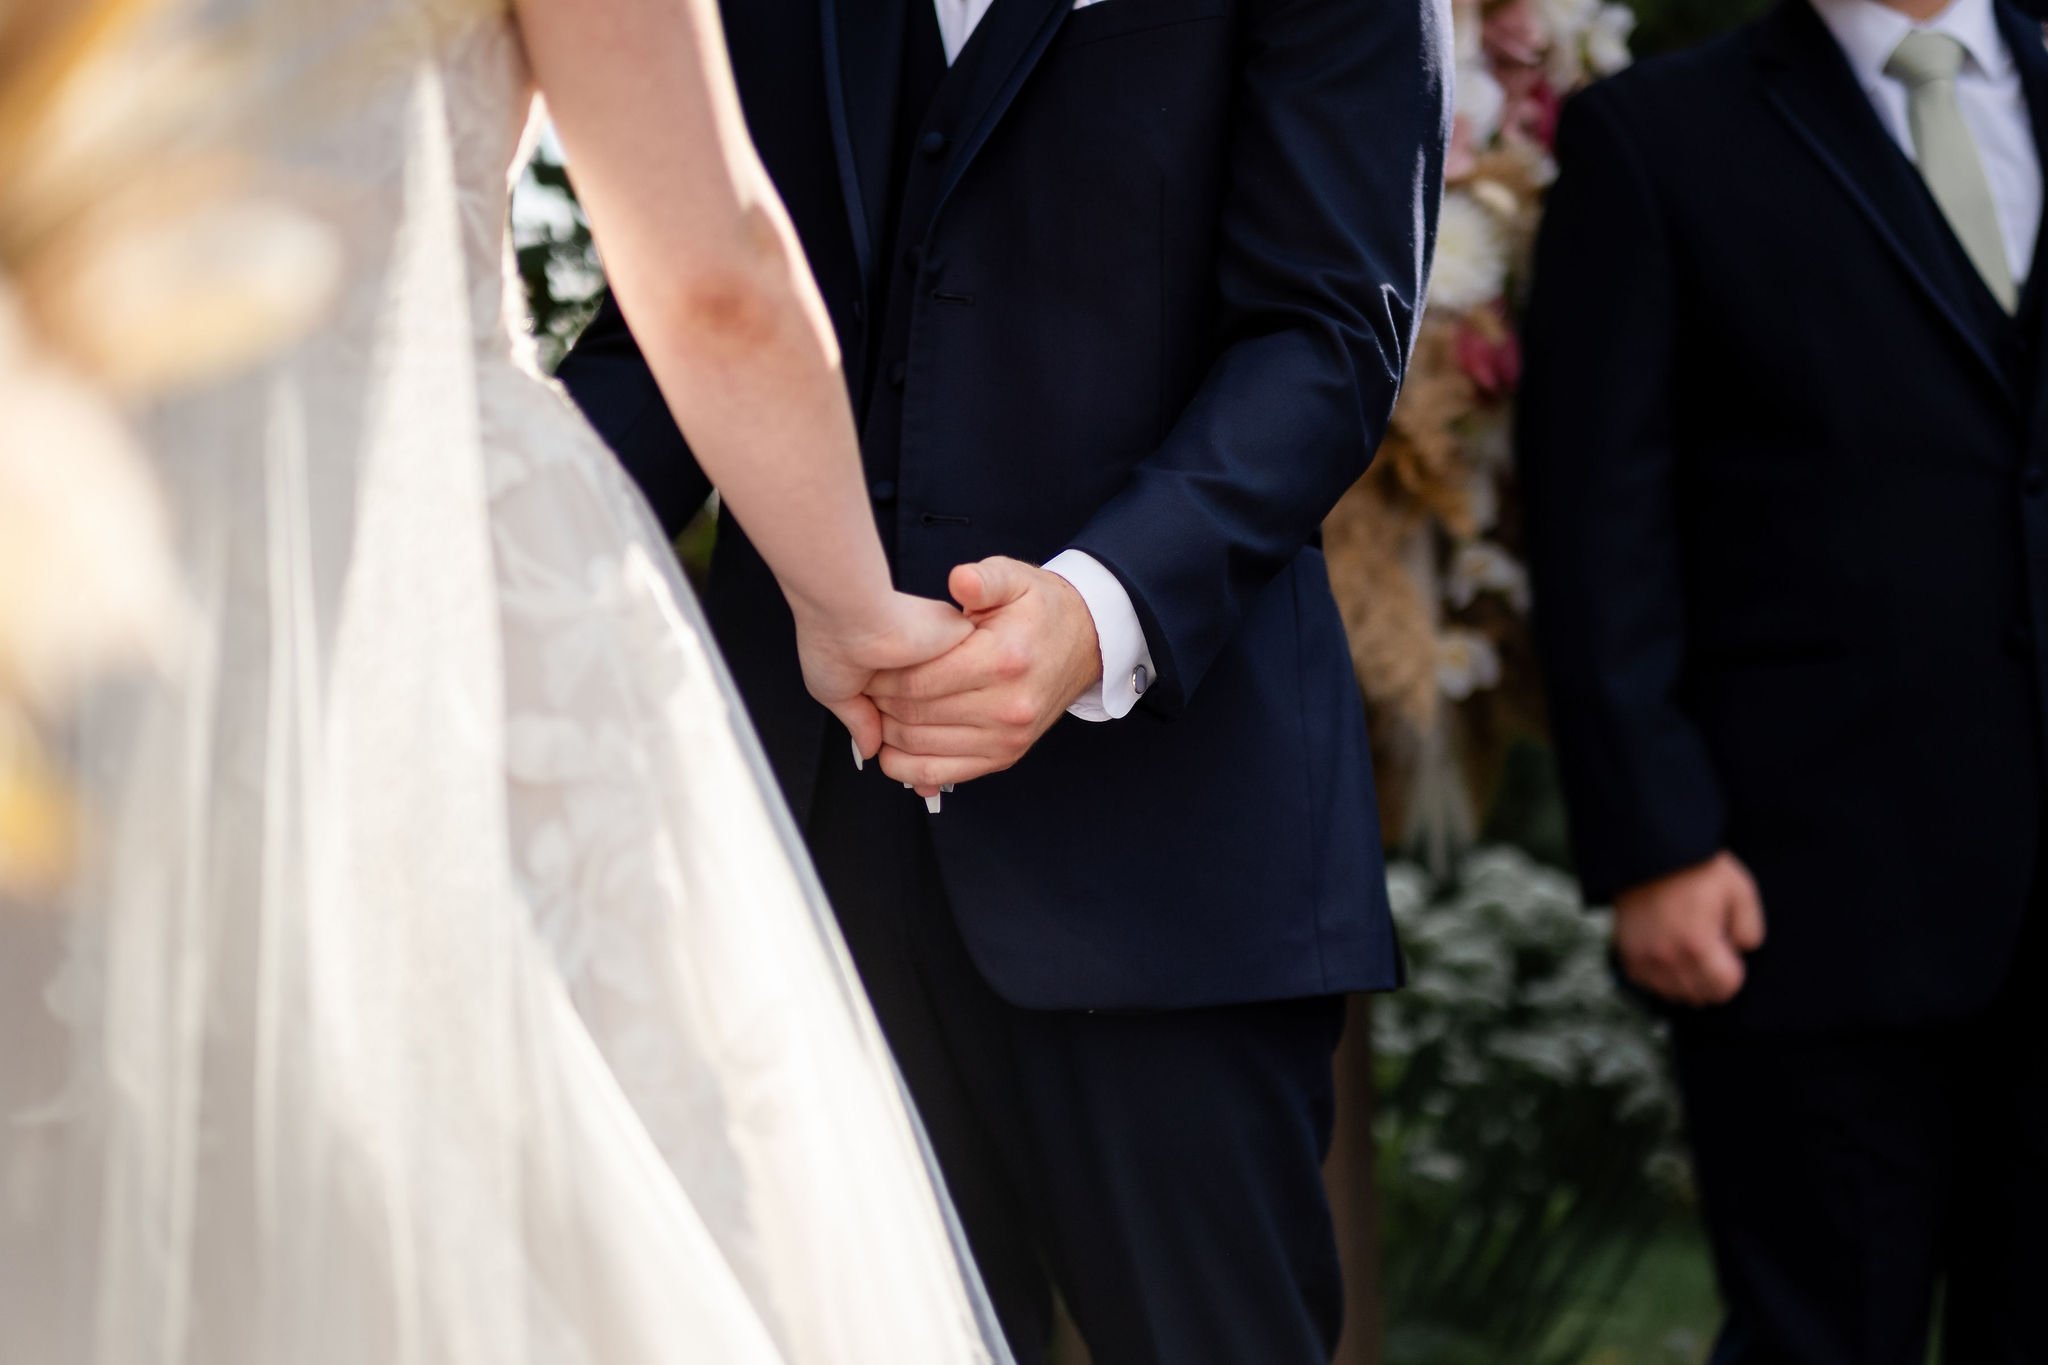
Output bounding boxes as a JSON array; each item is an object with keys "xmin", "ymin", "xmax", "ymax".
[
  {"xmin": 920, "ymin": 130, "xmax": 949, "ymax": 158},
  {"xmin": 2027, "ymin": 465, "xmax": 2046, "ymax": 496},
  {"xmin": 869, "ymin": 479, "xmax": 897, "ymax": 503},
  {"xmin": 2009, "ymin": 624, "xmax": 2035, "ymax": 659},
  {"xmin": 889, "ymin": 361, "xmax": 907, "ymax": 388}
]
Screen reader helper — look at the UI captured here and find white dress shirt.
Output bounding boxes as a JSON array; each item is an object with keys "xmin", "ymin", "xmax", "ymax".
[
  {"xmin": 932, "ymin": 0, "xmax": 995, "ymax": 62},
  {"xmin": 934, "ymin": 0, "xmax": 1105, "ymax": 62},
  {"xmin": 1811, "ymin": 0, "xmax": 2044, "ymax": 285},
  {"xmin": 932, "ymin": 0, "xmax": 1153, "ymax": 719}
]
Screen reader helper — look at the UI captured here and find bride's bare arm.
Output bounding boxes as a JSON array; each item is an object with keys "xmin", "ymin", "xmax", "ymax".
[{"xmin": 512, "ymin": 0, "xmax": 966, "ymax": 750}]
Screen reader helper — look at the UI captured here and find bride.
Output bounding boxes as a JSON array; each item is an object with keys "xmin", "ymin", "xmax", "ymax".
[{"xmin": 0, "ymin": 0, "xmax": 1014, "ymax": 1361}]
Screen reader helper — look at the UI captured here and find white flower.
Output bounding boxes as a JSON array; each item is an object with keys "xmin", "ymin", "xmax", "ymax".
[
  {"xmin": 1408, "ymin": 1148, "xmax": 1469, "ymax": 1186},
  {"xmin": 1455, "ymin": 61, "xmax": 1506, "ymax": 147},
  {"xmin": 1434, "ymin": 628, "xmax": 1503, "ymax": 700},
  {"xmin": 1537, "ymin": 0, "xmax": 1598, "ymax": 86},
  {"xmin": 1386, "ymin": 862, "xmax": 1437, "ymax": 918},
  {"xmin": 1428, "ymin": 191, "xmax": 1510, "ymax": 315},
  {"xmin": 1586, "ymin": 4, "xmax": 1637, "ymax": 76},
  {"xmin": 1539, "ymin": 0, "xmax": 1635, "ymax": 86},
  {"xmin": 1537, "ymin": 0, "xmax": 1600, "ymax": 36},
  {"xmin": 1446, "ymin": 541, "xmax": 1531, "ymax": 613},
  {"xmin": 1489, "ymin": 1029, "xmax": 1580, "ymax": 1083}
]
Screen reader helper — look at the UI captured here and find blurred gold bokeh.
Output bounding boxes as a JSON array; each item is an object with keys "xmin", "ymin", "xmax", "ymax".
[
  {"xmin": 0, "ymin": 707, "xmax": 73, "ymax": 896},
  {"xmin": 0, "ymin": 0, "xmax": 337, "ymax": 896}
]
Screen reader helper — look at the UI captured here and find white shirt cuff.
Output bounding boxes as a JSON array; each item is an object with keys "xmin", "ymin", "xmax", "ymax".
[{"xmin": 1044, "ymin": 549, "xmax": 1156, "ymax": 722}]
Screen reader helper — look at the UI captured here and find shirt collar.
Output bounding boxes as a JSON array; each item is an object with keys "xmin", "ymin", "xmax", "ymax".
[{"xmin": 1810, "ymin": 0, "xmax": 2014, "ymax": 86}]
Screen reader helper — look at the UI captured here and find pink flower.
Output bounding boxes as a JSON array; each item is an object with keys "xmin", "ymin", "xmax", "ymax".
[
  {"xmin": 1521, "ymin": 78, "xmax": 1564, "ymax": 149},
  {"xmin": 1455, "ymin": 311, "xmax": 1523, "ymax": 397},
  {"xmin": 1494, "ymin": 67, "xmax": 1563, "ymax": 148}
]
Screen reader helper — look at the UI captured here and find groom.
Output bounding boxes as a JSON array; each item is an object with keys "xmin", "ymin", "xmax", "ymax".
[{"xmin": 560, "ymin": 1, "xmax": 1448, "ymax": 1359}]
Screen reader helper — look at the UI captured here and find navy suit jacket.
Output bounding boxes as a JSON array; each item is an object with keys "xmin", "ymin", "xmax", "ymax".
[
  {"xmin": 559, "ymin": 0, "xmax": 1450, "ymax": 1011},
  {"xmin": 1521, "ymin": 0, "xmax": 2048, "ymax": 1032}
]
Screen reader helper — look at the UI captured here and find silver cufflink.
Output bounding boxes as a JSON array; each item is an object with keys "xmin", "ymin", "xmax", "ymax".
[{"xmin": 1132, "ymin": 665, "xmax": 1150, "ymax": 696}]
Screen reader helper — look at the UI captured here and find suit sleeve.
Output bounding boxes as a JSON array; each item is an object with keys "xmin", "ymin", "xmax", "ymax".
[
  {"xmin": 1518, "ymin": 87, "xmax": 1727, "ymax": 906},
  {"xmin": 1063, "ymin": 0, "xmax": 1453, "ymax": 714},
  {"xmin": 554, "ymin": 291, "xmax": 715, "ymax": 535}
]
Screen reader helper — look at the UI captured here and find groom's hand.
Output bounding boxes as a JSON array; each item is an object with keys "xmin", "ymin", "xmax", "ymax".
[
  {"xmin": 1612, "ymin": 851, "xmax": 1767, "ymax": 1008},
  {"xmin": 868, "ymin": 557, "xmax": 1101, "ymax": 792}
]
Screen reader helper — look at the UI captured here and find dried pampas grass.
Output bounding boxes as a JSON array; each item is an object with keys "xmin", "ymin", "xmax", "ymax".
[{"xmin": 1322, "ymin": 0, "xmax": 1633, "ymax": 855}]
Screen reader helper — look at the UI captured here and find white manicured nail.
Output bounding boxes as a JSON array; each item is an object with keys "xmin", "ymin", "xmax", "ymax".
[
  {"xmin": 941, "ymin": 784, "xmax": 956, "ymax": 794},
  {"xmin": 925, "ymin": 793, "xmax": 943, "ymax": 815},
  {"xmin": 852, "ymin": 737, "xmax": 864, "ymax": 772}
]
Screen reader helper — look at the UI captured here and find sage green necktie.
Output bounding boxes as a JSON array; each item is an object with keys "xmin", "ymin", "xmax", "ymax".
[{"xmin": 1887, "ymin": 30, "xmax": 2018, "ymax": 311}]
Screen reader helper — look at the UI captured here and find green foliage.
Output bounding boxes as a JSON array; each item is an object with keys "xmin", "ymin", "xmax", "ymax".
[
  {"xmin": 1543, "ymin": 1230, "xmax": 1718, "ymax": 1365},
  {"xmin": 511, "ymin": 147, "xmax": 719, "ymax": 574},
  {"xmin": 1480, "ymin": 739, "xmax": 1575, "ymax": 872},
  {"xmin": 1375, "ymin": 851, "xmax": 1695, "ymax": 1365},
  {"xmin": 1625, "ymin": 0, "xmax": 1776, "ymax": 57},
  {"xmin": 513, "ymin": 147, "xmax": 602, "ymax": 374}
]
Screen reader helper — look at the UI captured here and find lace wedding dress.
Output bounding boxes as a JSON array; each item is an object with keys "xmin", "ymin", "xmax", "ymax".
[{"xmin": 0, "ymin": 3, "xmax": 1007, "ymax": 1362}]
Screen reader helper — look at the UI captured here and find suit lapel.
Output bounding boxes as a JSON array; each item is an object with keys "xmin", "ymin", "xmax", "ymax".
[
  {"xmin": 821, "ymin": 0, "xmax": 912, "ymax": 290},
  {"xmin": 1753, "ymin": 0, "xmax": 2016, "ymax": 404},
  {"xmin": 926, "ymin": 0, "xmax": 1073, "ymax": 223}
]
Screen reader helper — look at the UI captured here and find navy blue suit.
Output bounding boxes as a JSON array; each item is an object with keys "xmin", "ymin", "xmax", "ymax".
[
  {"xmin": 560, "ymin": 0, "xmax": 1448, "ymax": 1012},
  {"xmin": 560, "ymin": 0, "xmax": 1448, "ymax": 1357},
  {"xmin": 1521, "ymin": 4, "xmax": 2048, "ymax": 1359}
]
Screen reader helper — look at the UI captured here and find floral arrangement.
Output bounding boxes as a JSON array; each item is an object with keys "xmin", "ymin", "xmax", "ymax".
[
  {"xmin": 1324, "ymin": 0, "xmax": 1634, "ymax": 856},
  {"xmin": 1376, "ymin": 850, "xmax": 1684, "ymax": 1191},
  {"xmin": 0, "ymin": 0, "xmax": 337, "ymax": 895}
]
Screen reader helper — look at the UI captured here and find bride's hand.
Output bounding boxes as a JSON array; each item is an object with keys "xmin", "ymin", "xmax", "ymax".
[{"xmin": 795, "ymin": 592, "xmax": 972, "ymax": 761}]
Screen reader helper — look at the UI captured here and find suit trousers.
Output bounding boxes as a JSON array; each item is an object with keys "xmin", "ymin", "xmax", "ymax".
[
  {"xmin": 805, "ymin": 738, "xmax": 1348, "ymax": 1365},
  {"xmin": 1674, "ymin": 910, "xmax": 2048, "ymax": 1365}
]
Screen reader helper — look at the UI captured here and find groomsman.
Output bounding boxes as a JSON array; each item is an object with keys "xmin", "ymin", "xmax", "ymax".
[
  {"xmin": 561, "ymin": 0, "xmax": 1450, "ymax": 1360},
  {"xmin": 1522, "ymin": 0, "xmax": 2048, "ymax": 1359}
]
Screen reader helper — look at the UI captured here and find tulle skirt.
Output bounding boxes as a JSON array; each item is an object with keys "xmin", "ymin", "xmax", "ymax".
[{"xmin": 0, "ymin": 238, "xmax": 1007, "ymax": 1365}]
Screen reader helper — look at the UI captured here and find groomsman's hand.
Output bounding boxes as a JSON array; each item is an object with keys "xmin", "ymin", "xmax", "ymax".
[
  {"xmin": 1612, "ymin": 852, "xmax": 1767, "ymax": 1007},
  {"xmin": 868, "ymin": 557, "xmax": 1102, "ymax": 795}
]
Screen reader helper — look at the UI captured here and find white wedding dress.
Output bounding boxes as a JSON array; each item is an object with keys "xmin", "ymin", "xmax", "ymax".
[{"xmin": 0, "ymin": 3, "xmax": 1008, "ymax": 1363}]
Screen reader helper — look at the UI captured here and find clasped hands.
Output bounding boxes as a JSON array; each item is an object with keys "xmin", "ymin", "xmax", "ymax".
[{"xmin": 799, "ymin": 557, "xmax": 1104, "ymax": 808}]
